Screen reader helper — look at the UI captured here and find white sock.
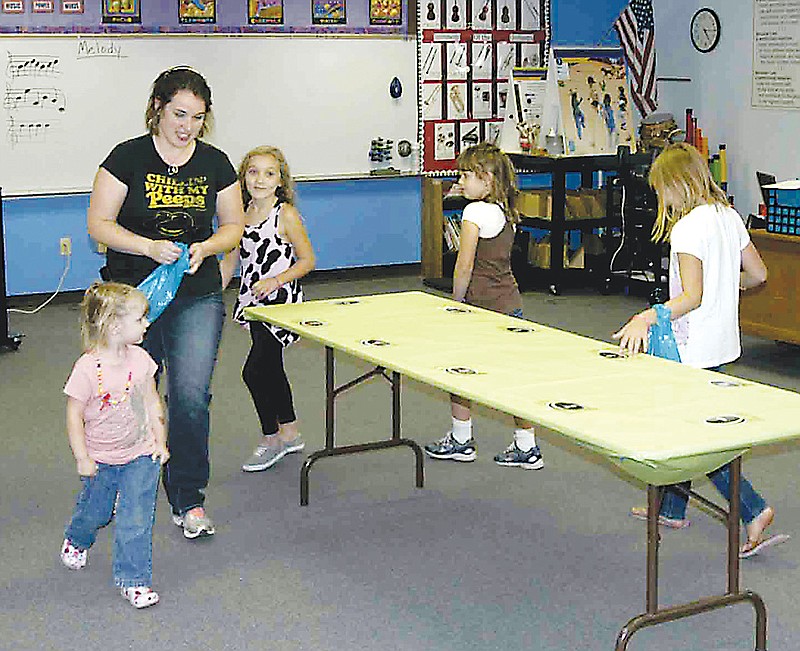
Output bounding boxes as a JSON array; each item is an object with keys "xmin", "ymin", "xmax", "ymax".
[
  {"xmin": 513, "ymin": 428, "xmax": 536, "ymax": 451},
  {"xmin": 451, "ymin": 418, "xmax": 473, "ymax": 444}
]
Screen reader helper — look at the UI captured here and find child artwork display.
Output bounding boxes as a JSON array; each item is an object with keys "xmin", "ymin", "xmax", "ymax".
[
  {"xmin": 248, "ymin": 0, "xmax": 283, "ymax": 24},
  {"xmin": 369, "ymin": 0, "xmax": 401, "ymax": 25},
  {"xmin": 102, "ymin": 0, "xmax": 140, "ymax": 23},
  {"xmin": 179, "ymin": 0, "xmax": 216, "ymax": 24},
  {"xmin": 554, "ymin": 48, "xmax": 635, "ymax": 156},
  {"xmin": 312, "ymin": 0, "xmax": 346, "ymax": 25}
]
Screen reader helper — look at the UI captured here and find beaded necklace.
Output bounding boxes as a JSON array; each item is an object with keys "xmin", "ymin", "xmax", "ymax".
[{"xmin": 96, "ymin": 359, "xmax": 132, "ymax": 410}]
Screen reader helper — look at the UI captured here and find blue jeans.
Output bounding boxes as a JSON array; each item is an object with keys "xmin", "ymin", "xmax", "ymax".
[
  {"xmin": 65, "ymin": 455, "xmax": 160, "ymax": 588},
  {"xmin": 144, "ymin": 291, "xmax": 224, "ymax": 515},
  {"xmin": 658, "ymin": 364, "xmax": 767, "ymax": 523},
  {"xmin": 659, "ymin": 465, "xmax": 767, "ymax": 524}
]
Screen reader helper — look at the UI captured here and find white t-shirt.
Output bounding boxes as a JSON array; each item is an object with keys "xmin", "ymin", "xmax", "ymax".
[
  {"xmin": 461, "ymin": 201, "xmax": 506, "ymax": 238},
  {"xmin": 669, "ymin": 203, "xmax": 750, "ymax": 368}
]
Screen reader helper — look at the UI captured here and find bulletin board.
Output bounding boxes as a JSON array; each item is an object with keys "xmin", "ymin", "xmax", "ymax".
[
  {"xmin": 0, "ymin": 35, "xmax": 419, "ymax": 195},
  {"xmin": 418, "ymin": 0, "xmax": 549, "ymax": 173},
  {"xmin": 0, "ymin": 0, "xmax": 407, "ymax": 35}
]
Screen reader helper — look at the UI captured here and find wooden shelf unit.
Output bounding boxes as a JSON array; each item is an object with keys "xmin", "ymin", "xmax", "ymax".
[{"xmin": 421, "ymin": 152, "xmax": 656, "ymax": 295}]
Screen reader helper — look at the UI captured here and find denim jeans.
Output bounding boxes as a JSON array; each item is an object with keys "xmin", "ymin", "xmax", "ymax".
[
  {"xmin": 659, "ymin": 465, "xmax": 767, "ymax": 524},
  {"xmin": 659, "ymin": 364, "xmax": 768, "ymax": 524},
  {"xmin": 144, "ymin": 291, "xmax": 224, "ymax": 515},
  {"xmin": 65, "ymin": 455, "xmax": 160, "ymax": 588}
]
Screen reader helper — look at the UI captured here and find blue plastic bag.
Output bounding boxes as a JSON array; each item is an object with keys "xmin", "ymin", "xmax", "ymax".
[
  {"xmin": 136, "ymin": 243, "xmax": 190, "ymax": 322},
  {"xmin": 647, "ymin": 303, "xmax": 681, "ymax": 362}
]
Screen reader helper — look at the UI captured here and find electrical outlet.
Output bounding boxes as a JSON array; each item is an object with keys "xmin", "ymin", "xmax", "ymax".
[{"xmin": 60, "ymin": 237, "xmax": 72, "ymax": 256}]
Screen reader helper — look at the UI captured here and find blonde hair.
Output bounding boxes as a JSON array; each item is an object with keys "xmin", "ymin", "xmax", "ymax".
[
  {"xmin": 649, "ymin": 142, "xmax": 729, "ymax": 242},
  {"xmin": 80, "ymin": 282, "xmax": 149, "ymax": 352},
  {"xmin": 457, "ymin": 142, "xmax": 520, "ymax": 223},
  {"xmin": 237, "ymin": 145, "xmax": 296, "ymax": 208},
  {"xmin": 145, "ymin": 67, "xmax": 214, "ymax": 138}
]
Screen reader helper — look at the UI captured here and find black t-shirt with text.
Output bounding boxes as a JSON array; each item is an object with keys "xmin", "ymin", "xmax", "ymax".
[{"xmin": 101, "ymin": 134, "xmax": 238, "ymax": 296}]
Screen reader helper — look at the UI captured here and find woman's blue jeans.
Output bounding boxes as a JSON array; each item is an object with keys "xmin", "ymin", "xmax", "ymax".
[
  {"xmin": 65, "ymin": 455, "xmax": 160, "ymax": 588},
  {"xmin": 143, "ymin": 291, "xmax": 224, "ymax": 516}
]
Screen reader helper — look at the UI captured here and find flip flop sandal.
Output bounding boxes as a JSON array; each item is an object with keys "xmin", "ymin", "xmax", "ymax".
[
  {"xmin": 739, "ymin": 534, "xmax": 791, "ymax": 559},
  {"xmin": 630, "ymin": 507, "xmax": 691, "ymax": 529},
  {"xmin": 121, "ymin": 586, "xmax": 160, "ymax": 609}
]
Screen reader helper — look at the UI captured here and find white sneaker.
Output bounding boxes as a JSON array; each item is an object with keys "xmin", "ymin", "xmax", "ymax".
[
  {"xmin": 120, "ymin": 586, "xmax": 159, "ymax": 608},
  {"xmin": 60, "ymin": 538, "xmax": 87, "ymax": 570},
  {"xmin": 172, "ymin": 507, "xmax": 215, "ymax": 539}
]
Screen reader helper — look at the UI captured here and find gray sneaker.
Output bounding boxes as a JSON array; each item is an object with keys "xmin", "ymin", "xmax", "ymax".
[
  {"xmin": 242, "ymin": 438, "xmax": 287, "ymax": 472},
  {"xmin": 282, "ymin": 434, "xmax": 306, "ymax": 455},
  {"xmin": 172, "ymin": 507, "xmax": 215, "ymax": 539}
]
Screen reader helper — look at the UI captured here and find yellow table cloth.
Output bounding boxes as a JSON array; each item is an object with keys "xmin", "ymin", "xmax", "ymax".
[{"xmin": 246, "ymin": 290, "xmax": 800, "ymax": 486}]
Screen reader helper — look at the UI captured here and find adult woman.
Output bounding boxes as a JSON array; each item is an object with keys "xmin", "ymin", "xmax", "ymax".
[{"xmin": 87, "ymin": 67, "xmax": 245, "ymax": 540}]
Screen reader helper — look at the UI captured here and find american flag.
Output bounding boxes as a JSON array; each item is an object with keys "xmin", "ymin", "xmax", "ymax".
[{"xmin": 614, "ymin": 0, "xmax": 658, "ymax": 117}]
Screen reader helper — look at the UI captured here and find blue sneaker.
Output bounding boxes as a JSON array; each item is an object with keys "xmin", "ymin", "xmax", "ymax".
[
  {"xmin": 493, "ymin": 443, "xmax": 544, "ymax": 470},
  {"xmin": 424, "ymin": 431, "xmax": 476, "ymax": 462}
]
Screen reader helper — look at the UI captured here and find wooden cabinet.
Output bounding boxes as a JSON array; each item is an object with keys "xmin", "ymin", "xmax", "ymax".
[{"xmin": 740, "ymin": 230, "xmax": 800, "ymax": 344}]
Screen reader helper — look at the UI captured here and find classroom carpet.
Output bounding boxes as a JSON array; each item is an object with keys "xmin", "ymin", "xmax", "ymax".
[{"xmin": 1, "ymin": 269, "xmax": 799, "ymax": 651}]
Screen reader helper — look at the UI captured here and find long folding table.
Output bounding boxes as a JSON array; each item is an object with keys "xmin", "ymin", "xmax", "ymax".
[{"xmin": 246, "ymin": 290, "xmax": 800, "ymax": 650}]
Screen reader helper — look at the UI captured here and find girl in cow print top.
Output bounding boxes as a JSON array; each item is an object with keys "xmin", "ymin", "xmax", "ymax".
[{"xmin": 221, "ymin": 146, "xmax": 316, "ymax": 473}]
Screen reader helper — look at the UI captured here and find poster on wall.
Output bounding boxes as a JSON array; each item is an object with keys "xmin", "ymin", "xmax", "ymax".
[
  {"xmin": 498, "ymin": 67, "xmax": 547, "ymax": 154},
  {"xmin": 312, "ymin": 0, "xmax": 346, "ymax": 24},
  {"xmin": 102, "ymin": 0, "xmax": 140, "ymax": 24},
  {"xmin": 248, "ymin": 0, "xmax": 283, "ymax": 24},
  {"xmin": 369, "ymin": 0, "xmax": 401, "ymax": 25},
  {"xmin": 752, "ymin": 0, "xmax": 800, "ymax": 109},
  {"xmin": 419, "ymin": 0, "xmax": 549, "ymax": 173},
  {"xmin": 553, "ymin": 47, "xmax": 636, "ymax": 156},
  {"xmin": 179, "ymin": 0, "xmax": 216, "ymax": 24}
]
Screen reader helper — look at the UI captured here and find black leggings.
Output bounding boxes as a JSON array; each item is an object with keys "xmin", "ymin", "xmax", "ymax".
[{"xmin": 242, "ymin": 323, "xmax": 296, "ymax": 436}]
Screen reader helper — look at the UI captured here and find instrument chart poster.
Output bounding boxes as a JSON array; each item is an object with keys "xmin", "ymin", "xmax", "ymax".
[
  {"xmin": 369, "ymin": 0, "xmax": 400, "ymax": 25},
  {"xmin": 179, "ymin": 0, "xmax": 216, "ymax": 24},
  {"xmin": 312, "ymin": 0, "xmax": 346, "ymax": 25},
  {"xmin": 419, "ymin": 0, "xmax": 549, "ymax": 173},
  {"xmin": 752, "ymin": 0, "xmax": 800, "ymax": 109},
  {"xmin": 102, "ymin": 0, "xmax": 140, "ymax": 23},
  {"xmin": 248, "ymin": 0, "xmax": 283, "ymax": 24}
]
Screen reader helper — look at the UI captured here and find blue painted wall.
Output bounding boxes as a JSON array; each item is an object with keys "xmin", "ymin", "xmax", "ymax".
[
  {"xmin": 1, "ymin": 0, "xmax": 626, "ymax": 296},
  {"xmin": 2, "ymin": 176, "xmax": 421, "ymax": 296}
]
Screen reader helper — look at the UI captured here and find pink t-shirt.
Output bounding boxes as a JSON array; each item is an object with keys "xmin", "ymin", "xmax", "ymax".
[{"xmin": 64, "ymin": 345, "xmax": 159, "ymax": 465}]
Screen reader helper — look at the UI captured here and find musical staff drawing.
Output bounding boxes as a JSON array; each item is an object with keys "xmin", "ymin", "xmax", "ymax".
[
  {"xmin": 7, "ymin": 115, "xmax": 58, "ymax": 147},
  {"xmin": 4, "ymin": 87, "xmax": 67, "ymax": 112},
  {"xmin": 5, "ymin": 51, "xmax": 68, "ymax": 148},
  {"xmin": 6, "ymin": 54, "xmax": 62, "ymax": 79}
]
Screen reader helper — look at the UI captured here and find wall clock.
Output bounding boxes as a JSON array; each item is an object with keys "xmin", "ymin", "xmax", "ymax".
[{"xmin": 690, "ymin": 8, "xmax": 721, "ymax": 53}]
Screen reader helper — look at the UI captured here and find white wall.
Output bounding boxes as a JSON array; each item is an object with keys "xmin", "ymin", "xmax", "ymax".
[{"xmin": 655, "ymin": 0, "xmax": 800, "ymax": 216}]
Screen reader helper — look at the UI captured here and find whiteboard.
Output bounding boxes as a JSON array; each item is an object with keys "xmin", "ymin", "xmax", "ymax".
[{"xmin": 1, "ymin": 35, "xmax": 419, "ymax": 195}]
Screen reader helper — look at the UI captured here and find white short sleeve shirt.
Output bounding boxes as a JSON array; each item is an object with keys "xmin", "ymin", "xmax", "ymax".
[
  {"xmin": 461, "ymin": 201, "xmax": 506, "ymax": 238},
  {"xmin": 668, "ymin": 203, "xmax": 750, "ymax": 368}
]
